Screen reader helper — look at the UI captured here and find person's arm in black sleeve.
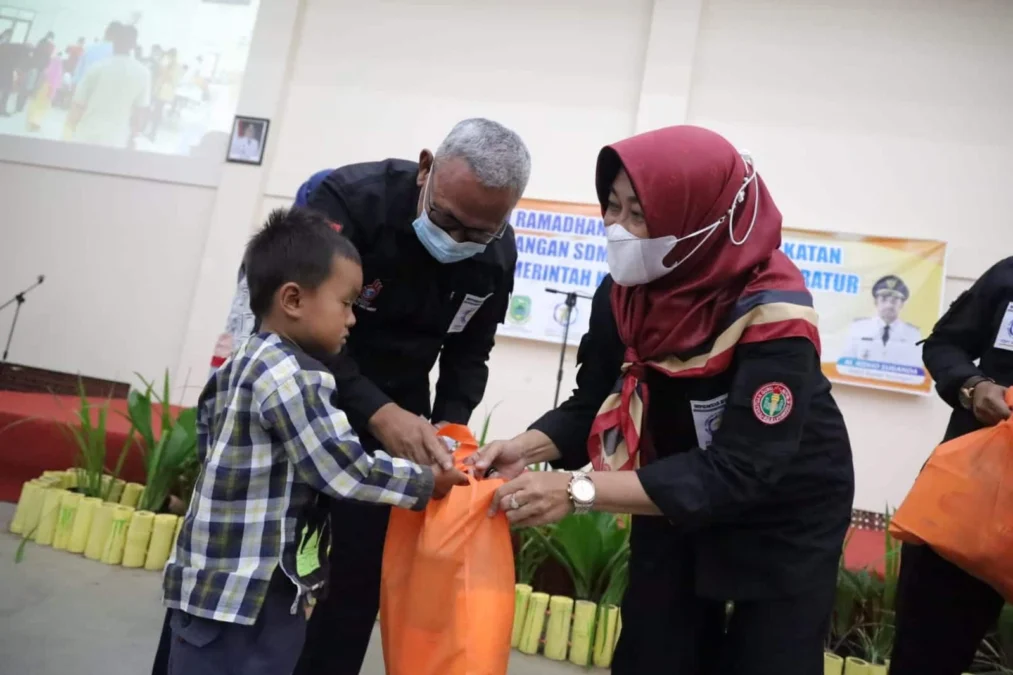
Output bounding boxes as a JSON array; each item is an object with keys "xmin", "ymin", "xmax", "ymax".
[
  {"xmin": 634, "ymin": 337, "xmax": 818, "ymax": 528},
  {"xmin": 922, "ymin": 262, "xmax": 1006, "ymax": 409},
  {"xmin": 528, "ymin": 279, "xmax": 625, "ymax": 470},
  {"xmin": 306, "ymin": 175, "xmax": 393, "ymax": 429},
  {"xmin": 431, "ymin": 273, "xmax": 511, "ymax": 426}
]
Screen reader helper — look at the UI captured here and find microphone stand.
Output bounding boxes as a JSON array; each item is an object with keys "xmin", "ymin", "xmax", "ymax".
[
  {"xmin": 1, "ymin": 275, "xmax": 45, "ymax": 364},
  {"xmin": 545, "ymin": 287, "xmax": 593, "ymax": 408}
]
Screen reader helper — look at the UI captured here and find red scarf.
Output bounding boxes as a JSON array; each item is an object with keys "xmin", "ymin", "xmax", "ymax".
[{"xmin": 588, "ymin": 126, "xmax": 820, "ymax": 471}]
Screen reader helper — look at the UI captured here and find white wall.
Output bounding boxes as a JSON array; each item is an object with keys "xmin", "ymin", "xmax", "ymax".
[
  {"xmin": 0, "ymin": 159, "xmax": 216, "ymax": 386},
  {"xmin": 7, "ymin": 0, "xmax": 1012, "ymax": 512}
]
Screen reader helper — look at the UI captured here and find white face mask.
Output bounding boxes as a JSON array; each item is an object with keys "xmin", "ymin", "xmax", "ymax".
[{"xmin": 605, "ymin": 153, "xmax": 761, "ymax": 287}]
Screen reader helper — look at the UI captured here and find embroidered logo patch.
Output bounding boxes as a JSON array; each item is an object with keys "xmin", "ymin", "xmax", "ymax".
[
  {"xmin": 354, "ymin": 279, "xmax": 382, "ymax": 312},
  {"xmin": 752, "ymin": 382, "xmax": 793, "ymax": 425},
  {"xmin": 329, "ymin": 221, "xmax": 343, "ymax": 233}
]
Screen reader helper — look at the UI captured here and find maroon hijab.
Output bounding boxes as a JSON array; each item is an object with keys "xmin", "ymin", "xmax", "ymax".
[{"xmin": 589, "ymin": 126, "xmax": 819, "ymax": 470}]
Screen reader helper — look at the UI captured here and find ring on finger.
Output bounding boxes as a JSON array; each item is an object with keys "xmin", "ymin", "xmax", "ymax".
[{"xmin": 509, "ymin": 494, "xmax": 520, "ymax": 511}]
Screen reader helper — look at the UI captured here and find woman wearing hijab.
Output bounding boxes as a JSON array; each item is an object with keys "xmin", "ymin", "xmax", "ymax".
[{"xmin": 469, "ymin": 126, "xmax": 854, "ymax": 674}]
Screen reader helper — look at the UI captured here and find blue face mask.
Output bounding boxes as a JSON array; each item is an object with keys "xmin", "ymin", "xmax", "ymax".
[{"xmin": 412, "ymin": 211, "xmax": 487, "ymax": 264}]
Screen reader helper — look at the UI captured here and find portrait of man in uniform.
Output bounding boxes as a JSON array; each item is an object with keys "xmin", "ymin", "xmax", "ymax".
[{"xmin": 842, "ymin": 274, "xmax": 924, "ymax": 367}]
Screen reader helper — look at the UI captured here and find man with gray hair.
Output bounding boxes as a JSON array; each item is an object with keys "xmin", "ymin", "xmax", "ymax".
[
  {"xmin": 149, "ymin": 118, "xmax": 529, "ymax": 675},
  {"xmin": 294, "ymin": 118, "xmax": 528, "ymax": 674}
]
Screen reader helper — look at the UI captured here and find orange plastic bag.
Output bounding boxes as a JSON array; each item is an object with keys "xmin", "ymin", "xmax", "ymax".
[
  {"xmin": 890, "ymin": 389, "xmax": 1013, "ymax": 601},
  {"xmin": 380, "ymin": 424, "xmax": 515, "ymax": 675}
]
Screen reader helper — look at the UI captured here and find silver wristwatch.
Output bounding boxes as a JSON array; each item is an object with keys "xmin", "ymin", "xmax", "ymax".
[{"xmin": 568, "ymin": 471, "xmax": 596, "ymax": 515}]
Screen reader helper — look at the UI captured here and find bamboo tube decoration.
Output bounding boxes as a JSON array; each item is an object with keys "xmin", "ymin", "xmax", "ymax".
[
  {"xmin": 592, "ymin": 604, "xmax": 621, "ymax": 668},
  {"xmin": 100, "ymin": 475, "xmax": 113, "ymax": 501},
  {"xmin": 824, "ymin": 652, "xmax": 845, "ymax": 675},
  {"xmin": 517, "ymin": 592, "xmax": 549, "ymax": 655},
  {"xmin": 568, "ymin": 600, "xmax": 597, "ymax": 666},
  {"xmin": 844, "ymin": 657, "xmax": 871, "ymax": 675},
  {"xmin": 65, "ymin": 468, "xmax": 78, "ymax": 489},
  {"xmin": 42, "ymin": 470, "xmax": 69, "ymax": 489},
  {"xmin": 69, "ymin": 497, "xmax": 102, "ymax": 554},
  {"xmin": 119, "ymin": 482, "xmax": 144, "ymax": 508},
  {"xmin": 84, "ymin": 503, "xmax": 116, "ymax": 560},
  {"xmin": 543, "ymin": 596, "xmax": 574, "ymax": 660},
  {"xmin": 869, "ymin": 665, "xmax": 887, "ymax": 675},
  {"xmin": 35, "ymin": 488, "xmax": 67, "ymax": 545},
  {"xmin": 511, "ymin": 584, "xmax": 532, "ymax": 648},
  {"xmin": 52, "ymin": 491, "xmax": 82, "ymax": 550},
  {"xmin": 10, "ymin": 480, "xmax": 43, "ymax": 534},
  {"xmin": 174, "ymin": 514, "xmax": 184, "ymax": 546},
  {"xmin": 17, "ymin": 482, "xmax": 49, "ymax": 539},
  {"xmin": 121, "ymin": 510, "xmax": 156, "ymax": 568},
  {"xmin": 107, "ymin": 478, "xmax": 127, "ymax": 504},
  {"xmin": 144, "ymin": 514, "xmax": 180, "ymax": 571},
  {"xmin": 101, "ymin": 505, "xmax": 135, "ymax": 565}
]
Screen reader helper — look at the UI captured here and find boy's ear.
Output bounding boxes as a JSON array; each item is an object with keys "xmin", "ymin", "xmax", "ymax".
[{"xmin": 277, "ymin": 282, "xmax": 303, "ymax": 319}]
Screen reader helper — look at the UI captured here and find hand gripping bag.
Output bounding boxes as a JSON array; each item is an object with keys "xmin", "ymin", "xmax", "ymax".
[
  {"xmin": 890, "ymin": 389, "xmax": 1013, "ymax": 601},
  {"xmin": 380, "ymin": 424, "xmax": 515, "ymax": 675}
]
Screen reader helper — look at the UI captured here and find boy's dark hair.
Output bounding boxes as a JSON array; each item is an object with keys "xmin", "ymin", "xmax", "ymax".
[{"xmin": 245, "ymin": 207, "xmax": 361, "ymax": 320}]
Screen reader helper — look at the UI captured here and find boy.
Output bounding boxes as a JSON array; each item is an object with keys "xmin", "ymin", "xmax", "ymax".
[{"xmin": 162, "ymin": 207, "xmax": 466, "ymax": 675}]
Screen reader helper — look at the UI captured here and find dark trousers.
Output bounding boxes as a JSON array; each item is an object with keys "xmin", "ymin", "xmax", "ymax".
[
  {"xmin": 890, "ymin": 543, "xmax": 1004, "ymax": 675},
  {"xmin": 166, "ymin": 573, "xmax": 306, "ymax": 675},
  {"xmin": 612, "ymin": 585, "xmax": 834, "ymax": 675},
  {"xmin": 293, "ymin": 498, "xmax": 391, "ymax": 675}
]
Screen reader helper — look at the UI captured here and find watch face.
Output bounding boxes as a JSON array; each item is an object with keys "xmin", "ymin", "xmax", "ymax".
[{"xmin": 571, "ymin": 478, "xmax": 595, "ymax": 503}]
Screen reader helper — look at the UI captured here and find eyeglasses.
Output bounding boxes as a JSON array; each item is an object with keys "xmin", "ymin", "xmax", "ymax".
[{"xmin": 424, "ymin": 170, "xmax": 510, "ymax": 245}]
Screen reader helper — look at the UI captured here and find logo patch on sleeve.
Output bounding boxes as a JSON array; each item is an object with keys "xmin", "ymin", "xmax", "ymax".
[
  {"xmin": 752, "ymin": 382, "xmax": 793, "ymax": 425},
  {"xmin": 329, "ymin": 221, "xmax": 343, "ymax": 233}
]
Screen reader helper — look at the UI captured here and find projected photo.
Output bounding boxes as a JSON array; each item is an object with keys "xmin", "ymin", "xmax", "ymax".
[{"xmin": 0, "ymin": 0, "xmax": 261, "ymax": 156}]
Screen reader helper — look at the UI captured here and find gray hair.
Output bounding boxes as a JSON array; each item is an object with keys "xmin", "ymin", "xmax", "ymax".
[{"xmin": 435, "ymin": 118, "xmax": 531, "ymax": 196}]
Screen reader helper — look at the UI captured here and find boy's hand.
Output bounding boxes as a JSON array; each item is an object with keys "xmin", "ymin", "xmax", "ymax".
[{"xmin": 432, "ymin": 466, "xmax": 469, "ymax": 500}]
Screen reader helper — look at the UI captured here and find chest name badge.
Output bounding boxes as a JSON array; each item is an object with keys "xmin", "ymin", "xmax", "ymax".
[
  {"xmin": 752, "ymin": 382, "xmax": 794, "ymax": 425},
  {"xmin": 690, "ymin": 394, "xmax": 728, "ymax": 450},
  {"xmin": 448, "ymin": 293, "xmax": 491, "ymax": 334},
  {"xmin": 993, "ymin": 302, "xmax": 1013, "ymax": 352}
]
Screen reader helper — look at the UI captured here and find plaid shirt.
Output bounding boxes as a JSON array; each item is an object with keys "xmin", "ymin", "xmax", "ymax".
[{"xmin": 163, "ymin": 332, "xmax": 434, "ymax": 625}]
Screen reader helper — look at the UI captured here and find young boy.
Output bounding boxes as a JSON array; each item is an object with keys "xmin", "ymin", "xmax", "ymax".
[{"xmin": 162, "ymin": 207, "xmax": 466, "ymax": 675}]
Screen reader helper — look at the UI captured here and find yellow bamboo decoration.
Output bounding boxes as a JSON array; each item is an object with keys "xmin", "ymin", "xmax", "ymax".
[
  {"xmin": 122, "ymin": 510, "xmax": 156, "ymax": 568},
  {"xmin": 52, "ymin": 491, "xmax": 82, "ymax": 550},
  {"xmin": 568, "ymin": 600, "xmax": 596, "ymax": 666},
  {"xmin": 42, "ymin": 470, "xmax": 69, "ymax": 489},
  {"xmin": 100, "ymin": 475, "xmax": 113, "ymax": 501},
  {"xmin": 870, "ymin": 665, "xmax": 887, "ymax": 675},
  {"xmin": 107, "ymin": 478, "xmax": 126, "ymax": 504},
  {"xmin": 68, "ymin": 497, "xmax": 102, "ymax": 554},
  {"xmin": 543, "ymin": 596, "xmax": 574, "ymax": 660},
  {"xmin": 518, "ymin": 592, "xmax": 549, "ymax": 655},
  {"xmin": 10, "ymin": 479, "xmax": 43, "ymax": 535},
  {"xmin": 511, "ymin": 584, "xmax": 532, "ymax": 648},
  {"xmin": 101, "ymin": 505, "xmax": 135, "ymax": 565},
  {"xmin": 84, "ymin": 503, "xmax": 116, "ymax": 560},
  {"xmin": 144, "ymin": 514, "xmax": 179, "ymax": 571},
  {"xmin": 844, "ymin": 657, "xmax": 871, "ymax": 675},
  {"xmin": 65, "ymin": 468, "xmax": 78, "ymax": 489},
  {"xmin": 824, "ymin": 652, "xmax": 845, "ymax": 675},
  {"xmin": 35, "ymin": 488, "xmax": 67, "ymax": 545},
  {"xmin": 592, "ymin": 604, "xmax": 620, "ymax": 668},
  {"xmin": 119, "ymin": 482, "xmax": 145, "ymax": 508}
]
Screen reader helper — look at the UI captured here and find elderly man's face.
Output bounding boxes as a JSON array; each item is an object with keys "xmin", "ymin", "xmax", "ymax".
[
  {"xmin": 875, "ymin": 293, "xmax": 904, "ymax": 324},
  {"xmin": 416, "ymin": 152, "xmax": 517, "ymax": 244}
]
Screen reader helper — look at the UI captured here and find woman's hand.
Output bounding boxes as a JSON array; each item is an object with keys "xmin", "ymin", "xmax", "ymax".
[
  {"xmin": 466, "ymin": 429, "xmax": 562, "ymax": 480},
  {"xmin": 490, "ymin": 471, "xmax": 572, "ymax": 527}
]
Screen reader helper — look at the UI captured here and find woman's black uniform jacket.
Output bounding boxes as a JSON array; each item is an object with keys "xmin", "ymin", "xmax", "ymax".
[{"xmin": 531, "ymin": 277, "xmax": 855, "ymax": 605}]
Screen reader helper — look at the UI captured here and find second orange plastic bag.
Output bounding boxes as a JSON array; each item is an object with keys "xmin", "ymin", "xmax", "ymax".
[
  {"xmin": 890, "ymin": 389, "xmax": 1013, "ymax": 601},
  {"xmin": 380, "ymin": 424, "xmax": 515, "ymax": 675}
]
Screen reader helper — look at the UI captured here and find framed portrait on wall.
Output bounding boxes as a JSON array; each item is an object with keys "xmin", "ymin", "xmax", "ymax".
[{"xmin": 226, "ymin": 116, "xmax": 270, "ymax": 165}]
